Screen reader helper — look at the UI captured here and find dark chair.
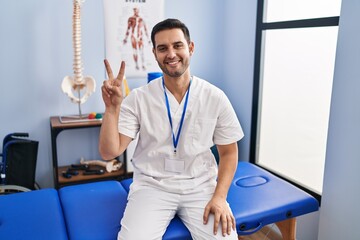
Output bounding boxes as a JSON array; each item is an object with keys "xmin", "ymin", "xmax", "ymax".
[{"xmin": 0, "ymin": 133, "xmax": 39, "ymax": 194}]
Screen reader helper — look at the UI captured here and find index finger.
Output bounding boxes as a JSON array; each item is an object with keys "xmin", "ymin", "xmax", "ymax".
[
  {"xmin": 104, "ymin": 59, "xmax": 115, "ymax": 80},
  {"xmin": 116, "ymin": 61, "xmax": 126, "ymax": 81}
]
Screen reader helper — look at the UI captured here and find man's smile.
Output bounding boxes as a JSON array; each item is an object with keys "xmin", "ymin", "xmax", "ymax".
[{"xmin": 166, "ymin": 60, "xmax": 181, "ymax": 66}]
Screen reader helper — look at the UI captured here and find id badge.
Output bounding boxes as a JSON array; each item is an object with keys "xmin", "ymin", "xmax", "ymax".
[{"xmin": 164, "ymin": 156, "xmax": 185, "ymax": 173}]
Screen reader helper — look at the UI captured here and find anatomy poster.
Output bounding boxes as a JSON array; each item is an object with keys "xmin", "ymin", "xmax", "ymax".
[{"xmin": 104, "ymin": 0, "xmax": 164, "ymax": 78}]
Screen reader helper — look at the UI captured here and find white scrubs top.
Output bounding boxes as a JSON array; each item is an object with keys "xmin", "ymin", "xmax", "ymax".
[{"xmin": 119, "ymin": 76, "xmax": 244, "ymax": 194}]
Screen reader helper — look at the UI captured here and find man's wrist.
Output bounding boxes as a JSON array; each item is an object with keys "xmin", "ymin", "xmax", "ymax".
[
  {"xmin": 212, "ymin": 192, "xmax": 227, "ymax": 201},
  {"xmin": 104, "ymin": 107, "xmax": 120, "ymax": 118}
]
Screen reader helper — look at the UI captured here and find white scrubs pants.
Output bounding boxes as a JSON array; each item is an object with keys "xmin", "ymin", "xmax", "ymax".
[{"xmin": 117, "ymin": 185, "xmax": 238, "ymax": 240}]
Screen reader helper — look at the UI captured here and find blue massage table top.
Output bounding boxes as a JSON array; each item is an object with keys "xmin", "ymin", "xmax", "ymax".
[
  {"xmin": 0, "ymin": 189, "xmax": 68, "ymax": 240},
  {"xmin": 121, "ymin": 162, "xmax": 319, "ymax": 236},
  {"xmin": 59, "ymin": 181, "xmax": 129, "ymax": 240}
]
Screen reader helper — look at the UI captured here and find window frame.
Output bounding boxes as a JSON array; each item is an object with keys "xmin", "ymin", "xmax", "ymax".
[{"xmin": 250, "ymin": 0, "xmax": 340, "ymax": 203}]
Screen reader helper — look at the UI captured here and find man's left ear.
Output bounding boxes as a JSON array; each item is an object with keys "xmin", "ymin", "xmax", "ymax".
[{"xmin": 189, "ymin": 42, "xmax": 195, "ymax": 56}]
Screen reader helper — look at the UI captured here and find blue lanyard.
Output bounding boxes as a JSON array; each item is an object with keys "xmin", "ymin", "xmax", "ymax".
[{"xmin": 162, "ymin": 77, "xmax": 191, "ymax": 153}]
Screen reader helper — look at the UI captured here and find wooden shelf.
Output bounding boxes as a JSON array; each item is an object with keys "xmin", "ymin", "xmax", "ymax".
[
  {"xmin": 50, "ymin": 116, "xmax": 102, "ymax": 129},
  {"xmin": 50, "ymin": 115, "xmax": 128, "ymax": 189},
  {"xmin": 58, "ymin": 165, "xmax": 125, "ymax": 185}
]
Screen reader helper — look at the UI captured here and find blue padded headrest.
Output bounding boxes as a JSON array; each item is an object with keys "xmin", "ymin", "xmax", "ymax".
[{"xmin": 236, "ymin": 176, "xmax": 268, "ymax": 187}]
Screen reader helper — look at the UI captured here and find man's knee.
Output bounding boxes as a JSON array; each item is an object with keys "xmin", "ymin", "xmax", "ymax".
[
  {"xmin": 118, "ymin": 227, "xmax": 164, "ymax": 240},
  {"xmin": 185, "ymin": 213, "xmax": 238, "ymax": 240}
]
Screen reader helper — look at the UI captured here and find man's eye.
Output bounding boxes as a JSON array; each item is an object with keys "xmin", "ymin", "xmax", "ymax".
[{"xmin": 158, "ymin": 47, "xmax": 166, "ymax": 52}]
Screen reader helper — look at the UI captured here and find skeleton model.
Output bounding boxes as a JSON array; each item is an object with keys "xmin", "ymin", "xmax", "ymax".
[
  {"xmin": 80, "ymin": 157, "xmax": 122, "ymax": 173},
  {"xmin": 62, "ymin": 0, "xmax": 95, "ymax": 117}
]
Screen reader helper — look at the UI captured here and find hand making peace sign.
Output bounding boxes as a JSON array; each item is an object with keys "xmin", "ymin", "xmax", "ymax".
[{"xmin": 101, "ymin": 59, "xmax": 126, "ymax": 109}]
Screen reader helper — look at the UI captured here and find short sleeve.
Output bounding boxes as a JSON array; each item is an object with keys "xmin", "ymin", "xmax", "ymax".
[
  {"xmin": 213, "ymin": 92, "xmax": 244, "ymax": 145},
  {"xmin": 118, "ymin": 93, "xmax": 140, "ymax": 139}
]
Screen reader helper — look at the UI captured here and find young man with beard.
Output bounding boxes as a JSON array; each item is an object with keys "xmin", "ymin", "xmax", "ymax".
[{"xmin": 99, "ymin": 18, "xmax": 243, "ymax": 239}]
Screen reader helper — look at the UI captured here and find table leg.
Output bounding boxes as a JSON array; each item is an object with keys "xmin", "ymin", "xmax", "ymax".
[{"xmin": 276, "ymin": 218, "xmax": 296, "ymax": 240}]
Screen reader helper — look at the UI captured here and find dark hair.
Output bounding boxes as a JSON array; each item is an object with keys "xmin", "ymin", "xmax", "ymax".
[{"xmin": 151, "ymin": 18, "xmax": 191, "ymax": 48}]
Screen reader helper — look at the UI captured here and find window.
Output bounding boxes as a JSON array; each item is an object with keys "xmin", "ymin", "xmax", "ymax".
[{"xmin": 250, "ymin": 0, "xmax": 341, "ymax": 200}]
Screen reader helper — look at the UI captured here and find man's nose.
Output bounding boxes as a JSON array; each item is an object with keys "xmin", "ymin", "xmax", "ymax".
[{"xmin": 167, "ymin": 48, "xmax": 177, "ymax": 58}]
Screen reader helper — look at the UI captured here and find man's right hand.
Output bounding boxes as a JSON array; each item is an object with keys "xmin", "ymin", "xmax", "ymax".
[{"xmin": 101, "ymin": 59, "xmax": 126, "ymax": 110}]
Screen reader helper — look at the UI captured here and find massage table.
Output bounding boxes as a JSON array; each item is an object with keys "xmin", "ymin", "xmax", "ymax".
[{"xmin": 0, "ymin": 162, "xmax": 319, "ymax": 240}]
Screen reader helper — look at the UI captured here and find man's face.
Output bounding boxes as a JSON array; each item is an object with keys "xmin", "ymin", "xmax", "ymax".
[{"xmin": 152, "ymin": 28, "xmax": 194, "ymax": 78}]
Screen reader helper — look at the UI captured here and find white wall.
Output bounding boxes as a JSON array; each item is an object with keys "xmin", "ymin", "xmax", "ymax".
[
  {"xmin": 318, "ymin": 0, "xmax": 360, "ymax": 238},
  {"xmin": 222, "ymin": 0, "xmax": 257, "ymax": 161}
]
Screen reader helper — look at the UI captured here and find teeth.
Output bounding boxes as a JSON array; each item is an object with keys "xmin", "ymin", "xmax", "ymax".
[{"xmin": 168, "ymin": 61, "xmax": 179, "ymax": 65}]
